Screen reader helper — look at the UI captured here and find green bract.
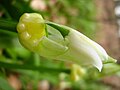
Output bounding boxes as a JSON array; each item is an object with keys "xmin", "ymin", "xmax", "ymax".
[{"xmin": 17, "ymin": 13, "xmax": 116, "ymax": 71}]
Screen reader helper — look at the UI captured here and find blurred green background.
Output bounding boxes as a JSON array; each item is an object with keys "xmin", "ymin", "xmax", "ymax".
[{"xmin": 0, "ymin": 0, "xmax": 120, "ymax": 90}]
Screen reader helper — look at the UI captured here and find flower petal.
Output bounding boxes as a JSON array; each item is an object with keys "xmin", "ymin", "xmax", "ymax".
[{"xmin": 56, "ymin": 29, "xmax": 103, "ymax": 71}]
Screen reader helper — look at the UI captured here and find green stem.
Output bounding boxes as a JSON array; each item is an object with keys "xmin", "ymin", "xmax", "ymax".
[
  {"xmin": 0, "ymin": 61, "xmax": 70, "ymax": 74},
  {"xmin": 34, "ymin": 53, "xmax": 41, "ymax": 66},
  {"xmin": 0, "ymin": 19, "xmax": 17, "ymax": 33}
]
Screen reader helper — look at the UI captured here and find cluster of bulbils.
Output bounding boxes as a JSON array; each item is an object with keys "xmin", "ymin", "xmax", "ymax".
[{"xmin": 17, "ymin": 13, "xmax": 116, "ymax": 73}]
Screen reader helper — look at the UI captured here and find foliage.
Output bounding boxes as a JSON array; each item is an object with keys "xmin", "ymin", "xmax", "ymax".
[{"xmin": 0, "ymin": 0, "xmax": 119, "ymax": 90}]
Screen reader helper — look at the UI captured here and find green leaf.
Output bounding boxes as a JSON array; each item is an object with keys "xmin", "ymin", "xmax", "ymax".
[
  {"xmin": 0, "ymin": 0, "xmax": 34, "ymax": 21},
  {"xmin": 0, "ymin": 19, "xmax": 17, "ymax": 33},
  {"xmin": 0, "ymin": 61, "xmax": 70, "ymax": 74},
  {"xmin": 0, "ymin": 30, "xmax": 17, "ymax": 48},
  {"xmin": 0, "ymin": 76, "xmax": 14, "ymax": 90}
]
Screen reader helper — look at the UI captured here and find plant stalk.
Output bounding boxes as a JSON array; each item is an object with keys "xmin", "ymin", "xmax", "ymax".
[
  {"xmin": 0, "ymin": 61, "xmax": 70, "ymax": 74},
  {"xmin": 0, "ymin": 19, "xmax": 17, "ymax": 33}
]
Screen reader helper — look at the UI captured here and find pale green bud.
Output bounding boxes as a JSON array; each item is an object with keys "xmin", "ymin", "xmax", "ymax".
[{"xmin": 17, "ymin": 13, "xmax": 117, "ymax": 72}]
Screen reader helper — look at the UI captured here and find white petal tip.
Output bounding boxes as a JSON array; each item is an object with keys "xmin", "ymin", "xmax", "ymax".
[
  {"xmin": 93, "ymin": 61, "xmax": 103, "ymax": 72},
  {"xmin": 95, "ymin": 65, "xmax": 102, "ymax": 72}
]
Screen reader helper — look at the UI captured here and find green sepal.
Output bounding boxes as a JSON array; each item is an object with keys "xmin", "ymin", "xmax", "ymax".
[
  {"xmin": 103, "ymin": 56, "xmax": 117, "ymax": 64},
  {"xmin": 35, "ymin": 37, "xmax": 68, "ymax": 58},
  {"xmin": 46, "ymin": 21, "xmax": 70, "ymax": 37}
]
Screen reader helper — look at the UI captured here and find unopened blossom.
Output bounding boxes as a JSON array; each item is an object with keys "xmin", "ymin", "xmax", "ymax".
[{"xmin": 17, "ymin": 13, "xmax": 116, "ymax": 72}]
